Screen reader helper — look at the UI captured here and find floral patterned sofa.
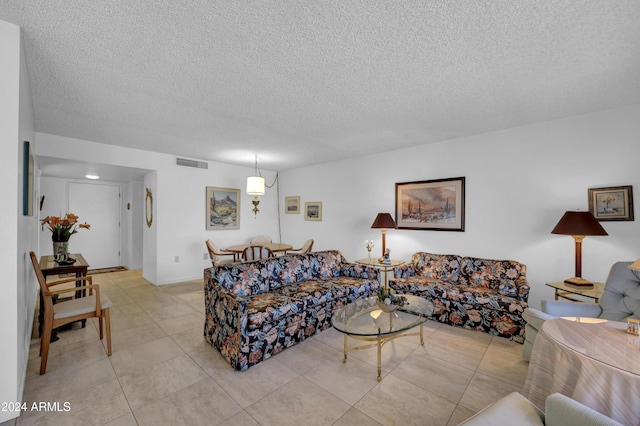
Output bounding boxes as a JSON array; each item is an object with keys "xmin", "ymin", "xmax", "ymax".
[
  {"xmin": 389, "ymin": 252, "xmax": 530, "ymax": 342},
  {"xmin": 204, "ymin": 250, "xmax": 380, "ymax": 370}
]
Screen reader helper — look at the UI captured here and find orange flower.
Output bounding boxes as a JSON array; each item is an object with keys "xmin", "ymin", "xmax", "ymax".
[{"xmin": 41, "ymin": 213, "xmax": 90, "ymax": 242}]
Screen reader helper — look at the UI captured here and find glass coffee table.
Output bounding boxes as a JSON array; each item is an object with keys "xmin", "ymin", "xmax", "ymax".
[{"xmin": 331, "ymin": 295, "xmax": 434, "ymax": 381}]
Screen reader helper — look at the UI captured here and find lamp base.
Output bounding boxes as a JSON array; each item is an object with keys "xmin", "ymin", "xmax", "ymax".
[{"xmin": 563, "ymin": 277, "xmax": 594, "ymax": 287}]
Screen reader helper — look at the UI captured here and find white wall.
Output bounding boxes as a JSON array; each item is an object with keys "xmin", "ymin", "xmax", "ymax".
[
  {"xmin": 0, "ymin": 21, "xmax": 37, "ymax": 423},
  {"xmin": 35, "ymin": 134, "xmax": 281, "ymax": 284},
  {"xmin": 279, "ymin": 105, "xmax": 640, "ymax": 311}
]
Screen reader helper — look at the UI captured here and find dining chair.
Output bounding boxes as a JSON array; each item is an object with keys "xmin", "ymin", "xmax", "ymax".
[
  {"xmin": 242, "ymin": 245, "xmax": 275, "ymax": 261},
  {"xmin": 250, "ymin": 235, "xmax": 272, "ymax": 245},
  {"xmin": 287, "ymin": 239, "xmax": 314, "ymax": 255},
  {"xmin": 205, "ymin": 239, "xmax": 237, "ymax": 266},
  {"xmin": 30, "ymin": 251, "xmax": 112, "ymax": 375}
]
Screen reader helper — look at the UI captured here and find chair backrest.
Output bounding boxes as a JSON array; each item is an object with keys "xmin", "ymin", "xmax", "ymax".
[
  {"xmin": 242, "ymin": 245, "xmax": 275, "ymax": 261},
  {"xmin": 299, "ymin": 239, "xmax": 314, "ymax": 254},
  {"xmin": 599, "ymin": 261, "xmax": 640, "ymax": 321},
  {"xmin": 29, "ymin": 251, "xmax": 53, "ymax": 311},
  {"xmin": 205, "ymin": 239, "xmax": 220, "ymax": 258},
  {"xmin": 250, "ymin": 235, "xmax": 272, "ymax": 245}
]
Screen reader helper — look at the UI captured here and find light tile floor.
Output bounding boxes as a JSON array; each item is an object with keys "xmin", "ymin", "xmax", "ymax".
[{"xmin": 6, "ymin": 270, "xmax": 529, "ymax": 426}]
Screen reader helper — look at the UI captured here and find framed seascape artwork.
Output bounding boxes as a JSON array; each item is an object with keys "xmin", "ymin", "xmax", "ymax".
[
  {"xmin": 285, "ymin": 196, "xmax": 301, "ymax": 214},
  {"xmin": 304, "ymin": 202, "xmax": 322, "ymax": 221},
  {"xmin": 206, "ymin": 186, "xmax": 240, "ymax": 230},
  {"xmin": 588, "ymin": 185, "xmax": 634, "ymax": 221},
  {"xmin": 395, "ymin": 177, "xmax": 465, "ymax": 231}
]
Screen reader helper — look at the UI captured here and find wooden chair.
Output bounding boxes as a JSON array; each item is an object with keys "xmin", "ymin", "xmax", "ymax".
[
  {"xmin": 287, "ymin": 239, "xmax": 314, "ymax": 255},
  {"xmin": 205, "ymin": 239, "xmax": 236, "ymax": 266},
  {"xmin": 30, "ymin": 251, "xmax": 112, "ymax": 375},
  {"xmin": 250, "ymin": 235, "xmax": 272, "ymax": 245},
  {"xmin": 242, "ymin": 245, "xmax": 275, "ymax": 261}
]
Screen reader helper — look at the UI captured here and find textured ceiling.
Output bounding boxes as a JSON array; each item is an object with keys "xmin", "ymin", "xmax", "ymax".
[{"xmin": 2, "ymin": 1, "xmax": 640, "ymax": 171}]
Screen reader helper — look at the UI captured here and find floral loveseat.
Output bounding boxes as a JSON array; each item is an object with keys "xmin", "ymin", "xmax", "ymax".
[
  {"xmin": 204, "ymin": 250, "xmax": 380, "ymax": 370},
  {"xmin": 389, "ymin": 252, "xmax": 530, "ymax": 342}
]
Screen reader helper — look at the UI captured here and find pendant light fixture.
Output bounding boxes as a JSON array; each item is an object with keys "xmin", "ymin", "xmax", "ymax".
[{"xmin": 246, "ymin": 155, "xmax": 265, "ymax": 216}]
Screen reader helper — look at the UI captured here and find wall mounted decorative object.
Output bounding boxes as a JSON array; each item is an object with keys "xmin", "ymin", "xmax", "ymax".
[
  {"xmin": 23, "ymin": 141, "xmax": 34, "ymax": 216},
  {"xmin": 206, "ymin": 187, "xmax": 240, "ymax": 230},
  {"xmin": 145, "ymin": 188, "xmax": 153, "ymax": 228},
  {"xmin": 395, "ymin": 177, "xmax": 465, "ymax": 231},
  {"xmin": 304, "ymin": 202, "xmax": 322, "ymax": 221},
  {"xmin": 285, "ymin": 196, "xmax": 300, "ymax": 214},
  {"xmin": 588, "ymin": 185, "xmax": 634, "ymax": 221}
]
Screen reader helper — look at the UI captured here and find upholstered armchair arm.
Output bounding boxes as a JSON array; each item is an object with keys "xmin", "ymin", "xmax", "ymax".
[
  {"xmin": 523, "ymin": 308, "xmax": 556, "ymax": 330},
  {"xmin": 541, "ymin": 300, "xmax": 603, "ymax": 318},
  {"xmin": 545, "ymin": 393, "xmax": 624, "ymax": 426},
  {"xmin": 516, "ymin": 277, "xmax": 531, "ymax": 302}
]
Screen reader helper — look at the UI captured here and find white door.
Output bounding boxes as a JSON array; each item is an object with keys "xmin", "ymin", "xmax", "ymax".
[{"xmin": 68, "ymin": 182, "xmax": 121, "ymax": 269}]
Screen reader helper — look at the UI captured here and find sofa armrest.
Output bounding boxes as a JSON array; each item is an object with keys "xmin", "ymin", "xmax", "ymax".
[
  {"xmin": 541, "ymin": 300, "xmax": 603, "ymax": 318},
  {"xmin": 458, "ymin": 392, "xmax": 544, "ymax": 426},
  {"xmin": 205, "ymin": 283, "xmax": 248, "ymax": 349},
  {"xmin": 545, "ymin": 393, "xmax": 623, "ymax": 426}
]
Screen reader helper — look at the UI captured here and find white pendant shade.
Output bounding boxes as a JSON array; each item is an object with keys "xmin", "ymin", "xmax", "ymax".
[{"xmin": 246, "ymin": 176, "xmax": 265, "ymax": 195}]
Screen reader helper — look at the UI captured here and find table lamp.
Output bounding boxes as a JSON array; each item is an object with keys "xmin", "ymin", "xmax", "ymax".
[
  {"xmin": 371, "ymin": 213, "xmax": 396, "ymax": 258},
  {"xmin": 551, "ymin": 210, "xmax": 608, "ymax": 286}
]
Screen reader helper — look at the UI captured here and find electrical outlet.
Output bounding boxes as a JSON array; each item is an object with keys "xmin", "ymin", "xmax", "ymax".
[
  {"xmin": 174, "ymin": 256, "xmax": 179, "ymax": 263},
  {"xmin": 203, "ymin": 253, "xmax": 209, "ymax": 260}
]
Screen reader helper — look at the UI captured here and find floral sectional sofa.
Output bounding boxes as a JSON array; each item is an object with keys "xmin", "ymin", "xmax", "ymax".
[
  {"xmin": 389, "ymin": 252, "xmax": 530, "ymax": 343},
  {"xmin": 204, "ymin": 250, "xmax": 380, "ymax": 370}
]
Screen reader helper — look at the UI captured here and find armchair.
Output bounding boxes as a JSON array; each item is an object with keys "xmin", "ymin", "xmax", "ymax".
[
  {"xmin": 205, "ymin": 239, "xmax": 236, "ymax": 266},
  {"xmin": 242, "ymin": 245, "xmax": 275, "ymax": 261},
  {"xmin": 30, "ymin": 251, "xmax": 112, "ymax": 374},
  {"xmin": 523, "ymin": 261, "xmax": 640, "ymax": 359}
]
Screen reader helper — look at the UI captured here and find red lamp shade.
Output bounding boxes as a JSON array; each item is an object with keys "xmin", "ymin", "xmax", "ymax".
[
  {"xmin": 371, "ymin": 213, "xmax": 396, "ymax": 257},
  {"xmin": 551, "ymin": 211, "xmax": 608, "ymax": 286}
]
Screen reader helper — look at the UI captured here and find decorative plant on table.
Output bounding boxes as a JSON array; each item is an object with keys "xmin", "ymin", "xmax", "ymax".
[
  {"xmin": 365, "ymin": 240, "xmax": 375, "ymax": 260},
  {"xmin": 376, "ymin": 287, "xmax": 407, "ymax": 312},
  {"xmin": 41, "ymin": 213, "xmax": 90, "ymax": 260}
]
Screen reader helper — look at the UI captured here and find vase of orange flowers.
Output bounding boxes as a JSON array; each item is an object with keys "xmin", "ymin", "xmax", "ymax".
[{"xmin": 41, "ymin": 213, "xmax": 90, "ymax": 261}]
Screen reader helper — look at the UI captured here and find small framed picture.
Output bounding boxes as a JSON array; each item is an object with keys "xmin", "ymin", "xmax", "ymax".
[
  {"xmin": 304, "ymin": 202, "xmax": 322, "ymax": 221},
  {"xmin": 588, "ymin": 186, "xmax": 634, "ymax": 221},
  {"xmin": 285, "ymin": 196, "xmax": 300, "ymax": 214}
]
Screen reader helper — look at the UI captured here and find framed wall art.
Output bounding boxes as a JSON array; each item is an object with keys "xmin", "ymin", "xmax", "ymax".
[
  {"xmin": 285, "ymin": 196, "xmax": 300, "ymax": 214},
  {"xmin": 588, "ymin": 185, "xmax": 634, "ymax": 221},
  {"xmin": 396, "ymin": 177, "xmax": 465, "ymax": 231},
  {"xmin": 304, "ymin": 202, "xmax": 322, "ymax": 221},
  {"xmin": 206, "ymin": 186, "xmax": 240, "ymax": 230}
]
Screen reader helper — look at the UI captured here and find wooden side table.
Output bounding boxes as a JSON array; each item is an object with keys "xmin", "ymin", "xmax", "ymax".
[
  {"xmin": 38, "ymin": 253, "xmax": 90, "ymax": 341},
  {"xmin": 355, "ymin": 258, "xmax": 405, "ymax": 289},
  {"xmin": 545, "ymin": 281, "xmax": 605, "ymax": 303}
]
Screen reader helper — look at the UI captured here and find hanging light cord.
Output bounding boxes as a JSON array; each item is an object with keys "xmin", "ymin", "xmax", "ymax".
[{"xmin": 253, "ymin": 155, "xmax": 281, "ymax": 241}]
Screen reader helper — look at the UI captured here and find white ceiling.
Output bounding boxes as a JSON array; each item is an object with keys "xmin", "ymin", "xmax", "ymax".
[{"xmin": 2, "ymin": 1, "xmax": 640, "ymax": 172}]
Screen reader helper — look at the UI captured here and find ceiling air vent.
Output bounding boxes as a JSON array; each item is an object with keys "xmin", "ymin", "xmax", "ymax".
[{"xmin": 176, "ymin": 157, "xmax": 208, "ymax": 169}]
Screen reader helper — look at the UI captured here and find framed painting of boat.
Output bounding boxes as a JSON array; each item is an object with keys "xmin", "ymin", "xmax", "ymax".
[{"xmin": 395, "ymin": 177, "xmax": 465, "ymax": 231}]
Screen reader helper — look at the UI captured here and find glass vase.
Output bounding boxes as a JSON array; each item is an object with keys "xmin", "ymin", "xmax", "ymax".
[{"xmin": 53, "ymin": 241, "xmax": 69, "ymax": 261}]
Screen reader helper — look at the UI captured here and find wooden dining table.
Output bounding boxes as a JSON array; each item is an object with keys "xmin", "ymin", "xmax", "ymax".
[{"xmin": 224, "ymin": 243, "xmax": 293, "ymax": 255}]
